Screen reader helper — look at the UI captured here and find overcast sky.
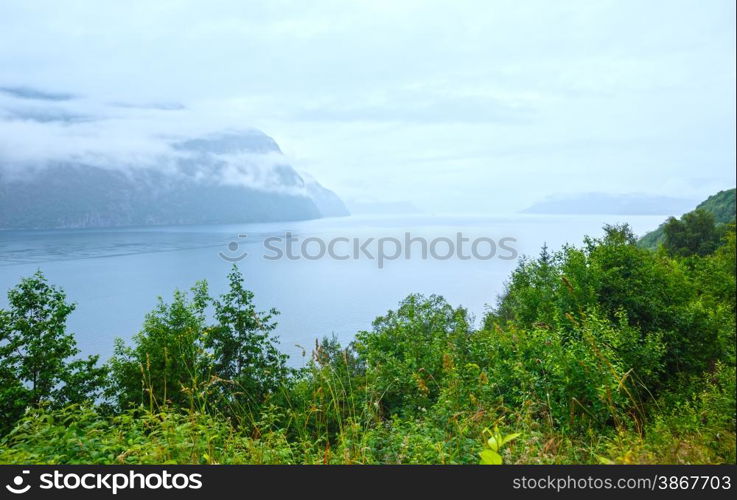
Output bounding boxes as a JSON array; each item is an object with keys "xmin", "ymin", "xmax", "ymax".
[{"xmin": 0, "ymin": 0, "xmax": 734, "ymax": 213}]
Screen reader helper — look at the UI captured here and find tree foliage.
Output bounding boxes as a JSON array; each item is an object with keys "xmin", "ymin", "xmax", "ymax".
[
  {"xmin": 0, "ymin": 271, "xmax": 105, "ymax": 433},
  {"xmin": 108, "ymin": 266, "xmax": 287, "ymax": 416}
]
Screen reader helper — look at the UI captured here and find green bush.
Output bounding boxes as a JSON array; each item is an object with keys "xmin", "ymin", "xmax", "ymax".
[{"xmin": 354, "ymin": 294, "xmax": 472, "ymax": 417}]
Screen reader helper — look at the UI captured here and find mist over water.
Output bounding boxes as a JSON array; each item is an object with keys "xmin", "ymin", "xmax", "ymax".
[{"xmin": 0, "ymin": 214, "xmax": 666, "ymax": 365}]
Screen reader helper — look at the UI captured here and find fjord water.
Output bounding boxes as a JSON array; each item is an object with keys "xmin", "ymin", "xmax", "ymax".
[{"xmin": 0, "ymin": 214, "xmax": 666, "ymax": 365}]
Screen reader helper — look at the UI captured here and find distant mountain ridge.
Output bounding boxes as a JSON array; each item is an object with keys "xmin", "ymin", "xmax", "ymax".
[
  {"xmin": 0, "ymin": 130, "xmax": 349, "ymax": 229},
  {"xmin": 638, "ymin": 188, "xmax": 736, "ymax": 249}
]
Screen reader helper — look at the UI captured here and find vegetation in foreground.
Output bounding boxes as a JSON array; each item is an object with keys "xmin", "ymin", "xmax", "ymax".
[{"xmin": 0, "ymin": 213, "xmax": 735, "ymax": 464}]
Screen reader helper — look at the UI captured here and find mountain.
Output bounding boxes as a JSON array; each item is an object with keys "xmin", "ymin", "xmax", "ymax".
[
  {"xmin": 0, "ymin": 130, "xmax": 349, "ymax": 229},
  {"xmin": 299, "ymin": 172, "xmax": 350, "ymax": 217},
  {"xmin": 521, "ymin": 192, "xmax": 698, "ymax": 215},
  {"xmin": 638, "ymin": 188, "xmax": 736, "ymax": 249}
]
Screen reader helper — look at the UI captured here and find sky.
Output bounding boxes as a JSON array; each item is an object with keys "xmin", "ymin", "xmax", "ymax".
[{"xmin": 0, "ymin": 0, "xmax": 735, "ymax": 213}]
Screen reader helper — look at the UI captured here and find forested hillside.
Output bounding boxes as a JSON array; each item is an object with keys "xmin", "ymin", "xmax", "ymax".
[{"xmin": 639, "ymin": 188, "xmax": 736, "ymax": 250}]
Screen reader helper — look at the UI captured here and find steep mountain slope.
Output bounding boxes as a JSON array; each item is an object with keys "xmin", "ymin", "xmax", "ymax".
[{"xmin": 0, "ymin": 130, "xmax": 349, "ymax": 229}]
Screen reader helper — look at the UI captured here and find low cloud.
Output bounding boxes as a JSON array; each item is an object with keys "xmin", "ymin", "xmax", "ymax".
[
  {"xmin": 110, "ymin": 101, "xmax": 187, "ymax": 111},
  {"xmin": 0, "ymin": 85, "xmax": 77, "ymax": 101},
  {"xmin": 2, "ymin": 107, "xmax": 94, "ymax": 124},
  {"xmin": 0, "ymin": 88, "xmax": 310, "ymax": 196},
  {"xmin": 293, "ymin": 89, "xmax": 534, "ymax": 124}
]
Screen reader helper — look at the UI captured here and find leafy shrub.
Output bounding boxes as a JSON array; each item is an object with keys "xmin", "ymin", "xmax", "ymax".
[{"xmin": 354, "ymin": 294, "xmax": 472, "ymax": 417}]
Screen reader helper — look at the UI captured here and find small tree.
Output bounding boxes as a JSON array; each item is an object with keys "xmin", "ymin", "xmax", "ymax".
[
  {"xmin": 0, "ymin": 271, "xmax": 106, "ymax": 433},
  {"xmin": 109, "ymin": 266, "xmax": 288, "ymax": 415},
  {"xmin": 206, "ymin": 266, "xmax": 288, "ymax": 411},
  {"xmin": 664, "ymin": 209, "xmax": 720, "ymax": 257},
  {"xmin": 108, "ymin": 281, "xmax": 213, "ymax": 411}
]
